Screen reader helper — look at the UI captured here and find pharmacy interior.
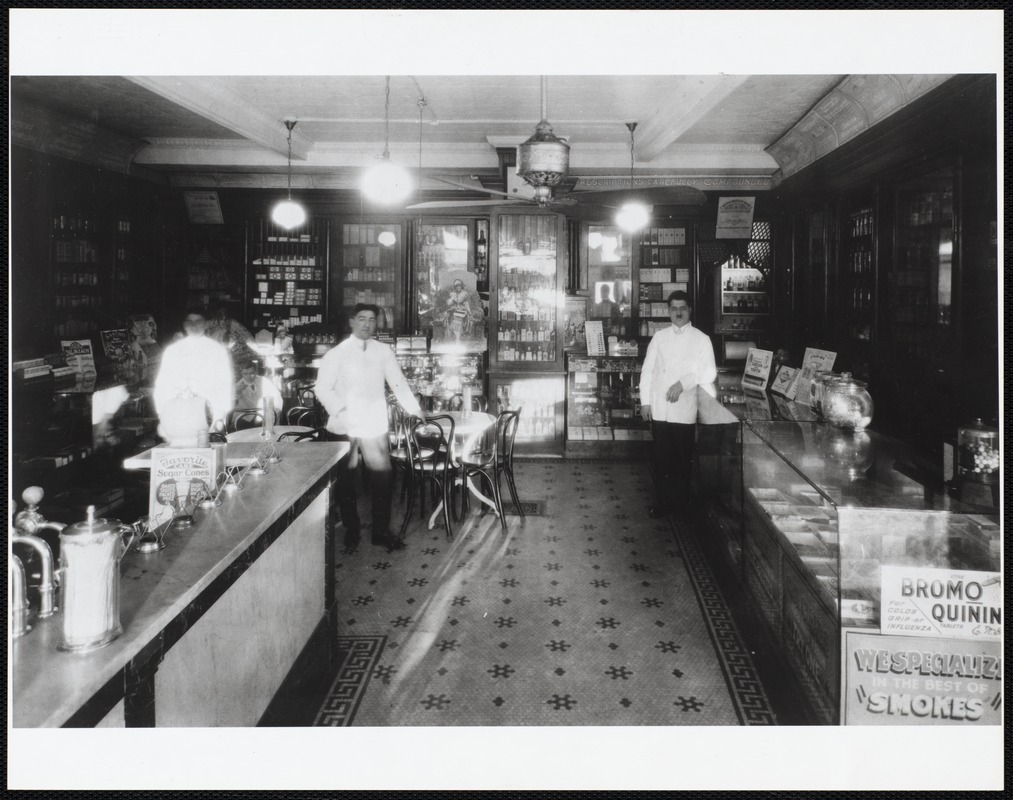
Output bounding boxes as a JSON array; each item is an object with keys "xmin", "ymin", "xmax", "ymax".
[{"xmin": 9, "ymin": 72, "xmax": 1001, "ymax": 729}]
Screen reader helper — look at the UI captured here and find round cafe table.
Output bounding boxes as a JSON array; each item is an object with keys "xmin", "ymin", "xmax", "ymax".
[
  {"xmin": 227, "ymin": 425, "xmax": 314, "ymax": 443},
  {"xmin": 426, "ymin": 410, "xmax": 498, "ymax": 529}
]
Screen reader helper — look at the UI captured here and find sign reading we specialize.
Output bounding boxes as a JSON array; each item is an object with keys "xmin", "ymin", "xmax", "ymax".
[{"xmin": 842, "ymin": 630, "xmax": 1002, "ymax": 725}]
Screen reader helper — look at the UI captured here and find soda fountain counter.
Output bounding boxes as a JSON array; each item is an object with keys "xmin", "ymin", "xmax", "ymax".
[
  {"xmin": 11, "ymin": 441, "xmax": 349, "ymax": 727},
  {"xmin": 693, "ymin": 388, "xmax": 1002, "ymax": 725}
]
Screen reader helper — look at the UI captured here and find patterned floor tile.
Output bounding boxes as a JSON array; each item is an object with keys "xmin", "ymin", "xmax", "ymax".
[{"xmin": 316, "ymin": 459, "xmax": 775, "ymax": 726}]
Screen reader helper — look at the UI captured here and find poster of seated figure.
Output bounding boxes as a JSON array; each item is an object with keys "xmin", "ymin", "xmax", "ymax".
[{"xmin": 430, "ymin": 269, "xmax": 487, "ymax": 353}]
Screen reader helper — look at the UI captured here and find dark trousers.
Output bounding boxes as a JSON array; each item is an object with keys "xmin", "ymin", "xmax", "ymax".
[
  {"xmin": 650, "ymin": 420, "xmax": 696, "ymax": 509},
  {"xmin": 330, "ymin": 432, "xmax": 394, "ymax": 535}
]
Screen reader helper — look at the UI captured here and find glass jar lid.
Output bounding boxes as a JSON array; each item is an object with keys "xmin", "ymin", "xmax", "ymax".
[{"xmin": 829, "ymin": 371, "xmax": 867, "ymax": 389}]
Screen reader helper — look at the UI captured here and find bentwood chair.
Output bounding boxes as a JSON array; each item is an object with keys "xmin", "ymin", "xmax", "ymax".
[
  {"xmin": 285, "ymin": 405, "xmax": 321, "ymax": 428},
  {"xmin": 458, "ymin": 408, "xmax": 523, "ymax": 526},
  {"xmin": 400, "ymin": 414, "xmax": 457, "ymax": 540},
  {"xmin": 277, "ymin": 428, "xmax": 322, "ymax": 442},
  {"xmin": 226, "ymin": 408, "xmax": 263, "ymax": 433}
]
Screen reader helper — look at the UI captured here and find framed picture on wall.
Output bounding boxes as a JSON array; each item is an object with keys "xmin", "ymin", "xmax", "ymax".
[{"xmin": 564, "ymin": 296, "xmax": 587, "ymax": 350}]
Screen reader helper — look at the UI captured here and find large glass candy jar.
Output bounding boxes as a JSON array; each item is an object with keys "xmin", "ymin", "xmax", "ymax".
[
  {"xmin": 957, "ymin": 418, "xmax": 999, "ymax": 483},
  {"xmin": 822, "ymin": 372, "xmax": 874, "ymax": 431}
]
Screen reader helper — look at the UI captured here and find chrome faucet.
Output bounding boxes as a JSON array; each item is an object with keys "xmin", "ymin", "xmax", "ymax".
[
  {"xmin": 12, "ymin": 486, "xmax": 63, "ymax": 618},
  {"xmin": 13, "ymin": 485, "xmax": 67, "ymax": 536},
  {"xmin": 11, "ymin": 555, "xmax": 31, "ymax": 637}
]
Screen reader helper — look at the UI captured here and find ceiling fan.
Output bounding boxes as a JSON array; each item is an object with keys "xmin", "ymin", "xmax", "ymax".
[{"xmin": 406, "ymin": 78, "xmax": 707, "ymax": 221}]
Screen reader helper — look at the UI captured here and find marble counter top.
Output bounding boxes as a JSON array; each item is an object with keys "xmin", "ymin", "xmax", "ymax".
[{"xmin": 12, "ymin": 441, "xmax": 348, "ymax": 728}]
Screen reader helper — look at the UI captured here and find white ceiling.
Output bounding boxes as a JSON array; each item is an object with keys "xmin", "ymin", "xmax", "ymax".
[{"xmin": 11, "ymin": 73, "xmax": 954, "ymax": 194}]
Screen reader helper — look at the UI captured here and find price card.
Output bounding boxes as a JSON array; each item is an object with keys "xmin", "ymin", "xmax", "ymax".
[{"xmin": 584, "ymin": 321, "xmax": 606, "ymax": 356}]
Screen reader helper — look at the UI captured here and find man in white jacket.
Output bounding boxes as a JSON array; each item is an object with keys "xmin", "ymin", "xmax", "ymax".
[
  {"xmin": 315, "ymin": 304, "xmax": 425, "ymax": 551},
  {"xmin": 639, "ymin": 291, "xmax": 716, "ymax": 517},
  {"xmin": 153, "ymin": 308, "xmax": 234, "ymax": 441}
]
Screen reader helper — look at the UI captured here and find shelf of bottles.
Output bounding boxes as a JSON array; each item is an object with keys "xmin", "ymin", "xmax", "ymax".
[
  {"xmin": 248, "ymin": 217, "xmax": 327, "ymax": 331},
  {"xmin": 636, "ymin": 226, "xmax": 690, "ymax": 338},
  {"xmin": 51, "ymin": 212, "xmax": 104, "ymax": 338},
  {"xmin": 490, "ymin": 374, "xmax": 565, "ymax": 444},
  {"xmin": 396, "ymin": 352, "xmax": 483, "ymax": 412},
  {"xmin": 841, "ymin": 205, "xmax": 875, "ymax": 345},
  {"xmin": 339, "ymin": 222, "xmax": 400, "ymax": 332},
  {"xmin": 493, "ymin": 215, "xmax": 561, "ymax": 367},
  {"xmin": 716, "ymin": 254, "xmax": 769, "ymax": 334},
  {"xmin": 888, "ymin": 173, "xmax": 956, "ymax": 371}
]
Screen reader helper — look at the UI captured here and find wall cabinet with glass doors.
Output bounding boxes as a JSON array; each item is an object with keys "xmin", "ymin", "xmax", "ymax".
[
  {"xmin": 333, "ymin": 221, "xmax": 403, "ymax": 335},
  {"xmin": 489, "ymin": 211, "xmax": 566, "ymax": 372}
]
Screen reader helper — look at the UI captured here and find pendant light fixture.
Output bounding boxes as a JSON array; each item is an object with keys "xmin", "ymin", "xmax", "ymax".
[
  {"xmin": 362, "ymin": 76, "xmax": 413, "ymax": 205},
  {"xmin": 615, "ymin": 122, "xmax": 650, "ymax": 233},
  {"xmin": 516, "ymin": 76, "xmax": 570, "ymax": 206},
  {"xmin": 271, "ymin": 119, "xmax": 307, "ymax": 230}
]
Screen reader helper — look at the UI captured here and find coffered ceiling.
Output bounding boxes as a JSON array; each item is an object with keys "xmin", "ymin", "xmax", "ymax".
[{"xmin": 11, "ymin": 73, "xmax": 955, "ymax": 195}]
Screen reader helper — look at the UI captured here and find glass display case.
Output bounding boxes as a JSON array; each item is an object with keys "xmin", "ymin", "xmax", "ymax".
[
  {"xmin": 490, "ymin": 212, "xmax": 565, "ymax": 371},
  {"xmin": 738, "ymin": 415, "xmax": 1001, "ymax": 725},
  {"xmin": 247, "ymin": 217, "xmax": 328, "ymax": 332},
  {"xmin": 413, "ymin": 220, "xmax": 486, "ymax": 353},
  {"xmin": 488, "ymin": 373, "xmax": 565, "ymax": 452},
  {"xmin": 565, "ymin": 355, "xmax": 648, "ymax": 447},
  {"xmin": 396, "ymin": 352, "xmax": 484, "ymax": 412},
  {"xmin": 336, "ymin": 222, "xmax": 402, "ymax": 333}
]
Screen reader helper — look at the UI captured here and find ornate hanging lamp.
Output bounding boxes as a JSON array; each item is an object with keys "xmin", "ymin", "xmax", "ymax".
[
  {"xmin": 516, "ymin": 76, "xmax": 570, "ymax": 206},
  {"xmin": 615, "ymin": 122, "xmax": 650, "ymax": 233}
]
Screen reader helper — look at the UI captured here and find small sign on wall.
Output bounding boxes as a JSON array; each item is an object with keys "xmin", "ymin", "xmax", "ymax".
[
  {"xmin": 184, "ymin": 191, "xmax": 224, "ymax": 224},
  {"xmin": 715, "ymin": 196, "xmax": 756, "ymax": 239}
]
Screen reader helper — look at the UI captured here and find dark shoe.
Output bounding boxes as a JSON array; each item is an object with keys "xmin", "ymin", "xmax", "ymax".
[
  {"xmin": 648, "ymin": 506, "xmax": 669, "ymax": 519},
  {"xmin": 371, "ymin": 532, "xmax": 406, "ymax": 551}
]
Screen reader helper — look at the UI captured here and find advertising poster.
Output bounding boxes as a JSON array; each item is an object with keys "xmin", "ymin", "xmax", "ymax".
[
  {"xmin": 880, "ymin": 565, "xmax": 1001, "ymax": 641},
  {"xmin": 61, "ymin": 339, "xmax": 97, "ymax": 377},
  {"xmin": 741, "ymin": 347, "xmax": 773, "ymax": 392},
  {"xmin": 715, "ymin": 196, "xmax": 756, "ymax": 239},
  {"xmin": 564, "ymin": 296, "xmax": 587, "ymax": 350},
  {"xmin": 100, "ymin": 329, "xmax": 130, "ymax": 361},
  {"xmin": 148, "ymin": 448, "xmax": 217, "ymax": 527},
  {"xmin": 842, "ymin": 630, "xmax": 1002, "ymax": 725},
  {"xmin": 770, "ymin": 365, "xmax": 800, "ymax": 398}
]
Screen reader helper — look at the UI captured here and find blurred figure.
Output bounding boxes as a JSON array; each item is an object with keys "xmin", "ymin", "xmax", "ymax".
[
  {"xmin": 234, "ymin": 360, "xmax": 283, "ymax": 415},
  {"xmin": 154, "ymin": 308, "xmax": 234, "ymax": 444},
  {"xmin": 206, "ymin": 305, "xmax": 258, "ymax": 369}
]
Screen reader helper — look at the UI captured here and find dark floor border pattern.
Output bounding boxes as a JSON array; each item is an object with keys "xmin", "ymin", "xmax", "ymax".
[
  {"xmin": 669, "ymin": 512, "xmax": 777, "ymax": 725},
  {"xmin": 312, "ymin": 634, "xmax": 387, "ymax": 727}
]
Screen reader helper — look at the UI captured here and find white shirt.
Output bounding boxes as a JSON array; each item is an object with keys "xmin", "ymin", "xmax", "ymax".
[
  {"xmin": 315, "ymin": 337, "xmax": 423, "ymax": 437},
  {"xmin": 639, "ymin": 323, "xmax": 717, "ymax": 423},
  {"xmin": 153, "ymin": 334, "xmax": 234, "ymax": 423}
]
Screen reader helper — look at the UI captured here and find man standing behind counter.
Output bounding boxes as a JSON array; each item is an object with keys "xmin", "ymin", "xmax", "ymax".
[
  {"xmin": 639, "ymin": 291, "xmax": 716, "ymax": 517},
  {"xmin": 316, "ymin": 304, "xmax": 425, "ymax": 552},
  {"xmin": 153, "ymin": 308, "xmax": 234, "ymax": 443}
]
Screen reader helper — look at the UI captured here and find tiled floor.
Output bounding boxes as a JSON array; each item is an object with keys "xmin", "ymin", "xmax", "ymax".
[{"xmin": 315, "ymin": 458, "xmax": 775, "ymax": 726}]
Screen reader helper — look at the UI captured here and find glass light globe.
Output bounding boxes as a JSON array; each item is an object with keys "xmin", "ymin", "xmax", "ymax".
[
  {"xmin": 361, "ymin": 158, "xmax": 413, "ymax": 204},
  {"xmin": 377, "ymin": 230, "xmax": 397, "ymax": 247},
  {"xmin": 271, "ymin": 199, "xmax": 307, "ymax": 230},
  {"xmin": 615, "ymin": 202, "xmax": 650, "ymax": 233}
]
